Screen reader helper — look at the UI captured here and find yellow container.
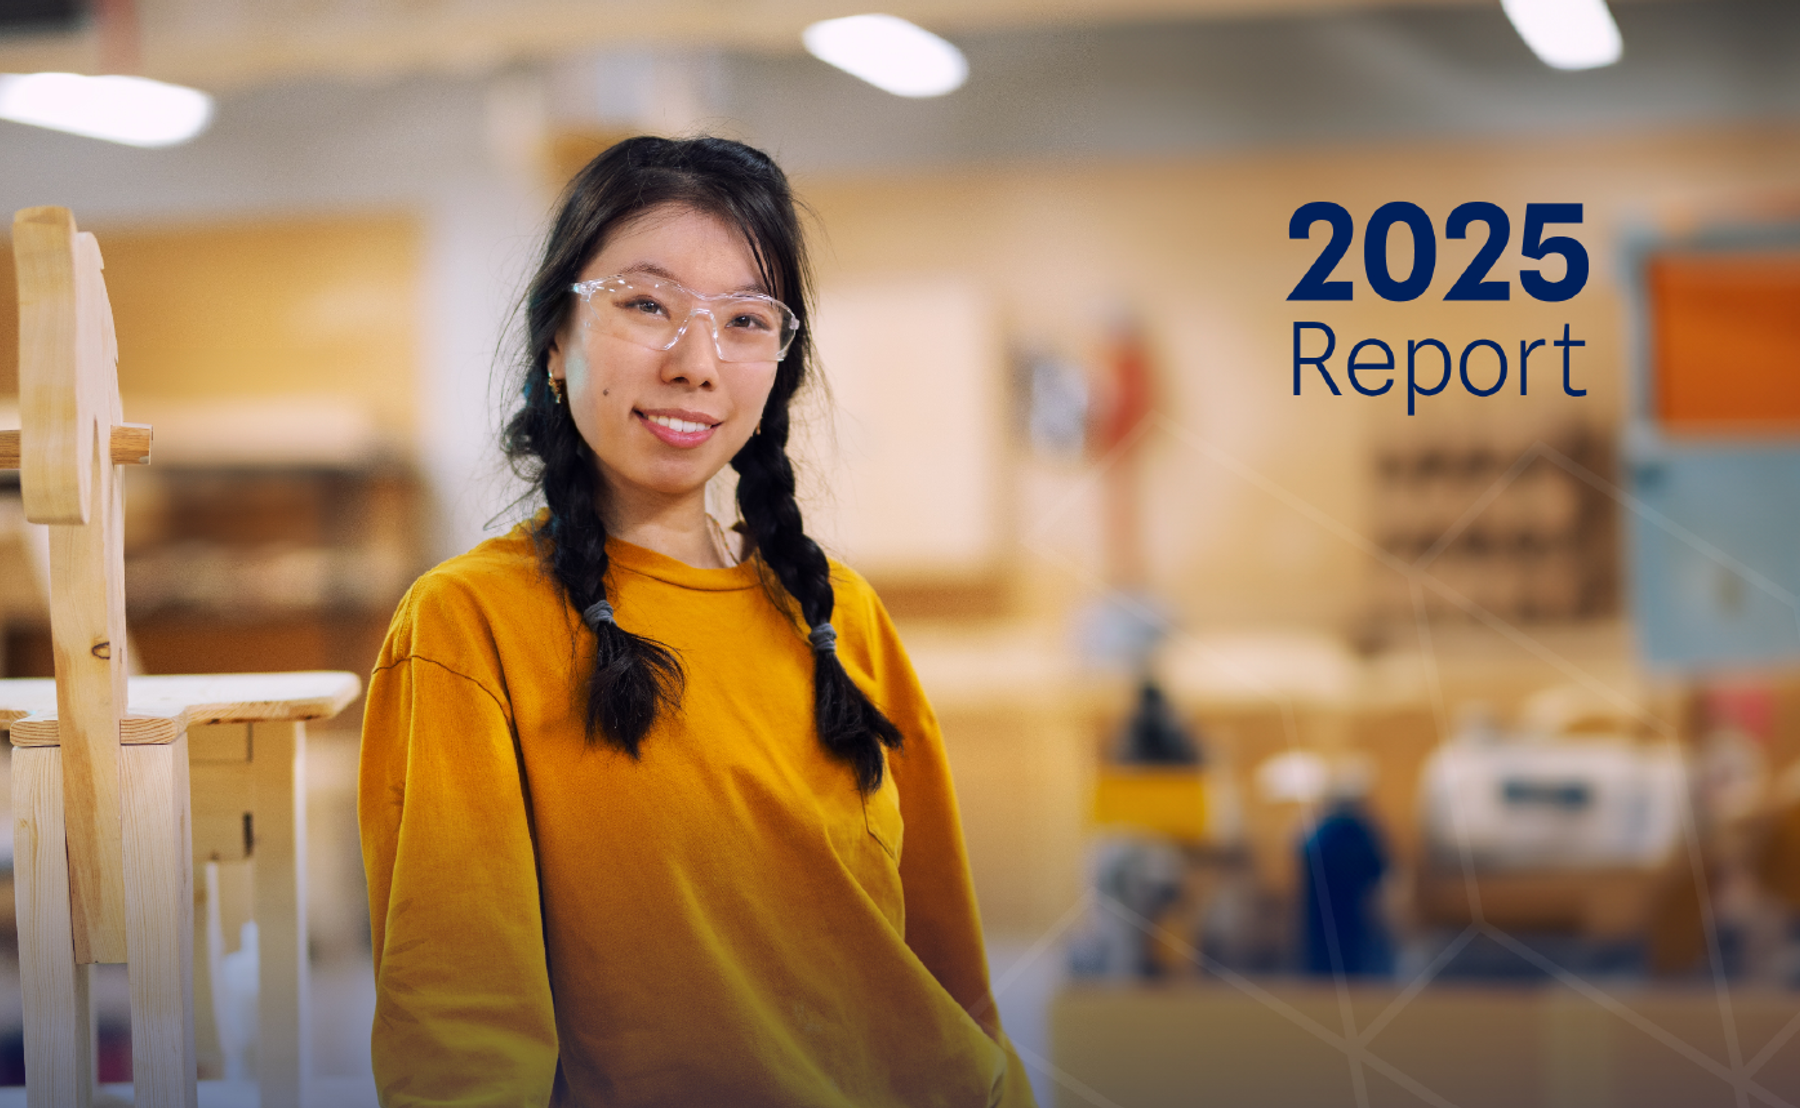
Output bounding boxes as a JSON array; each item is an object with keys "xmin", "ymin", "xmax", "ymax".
[{"xmin": 1089, "ymin": 767, "xmax": 1208, "ymax": 841}]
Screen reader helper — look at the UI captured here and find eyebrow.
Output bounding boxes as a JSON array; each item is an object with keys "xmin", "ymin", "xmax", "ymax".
[{"xmin": 621, "ymin": 262, "xmax": 769, "ymax": 298}]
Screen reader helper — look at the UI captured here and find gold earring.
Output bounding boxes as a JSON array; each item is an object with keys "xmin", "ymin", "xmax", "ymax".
[{"xmin": 547, "ymin": 370, "xmax": 566, "ymax": 405}]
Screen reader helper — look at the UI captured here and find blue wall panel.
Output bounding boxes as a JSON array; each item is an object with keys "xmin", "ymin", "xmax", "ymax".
[{"xmin": 1629, "ymin": 444, "xmax": 1800, "ymax": 669}]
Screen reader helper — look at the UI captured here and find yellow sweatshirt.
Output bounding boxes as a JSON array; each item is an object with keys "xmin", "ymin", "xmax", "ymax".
[{"xmin": 359, "ymin": 521, "xmax": 1038, "ymax": 1107}]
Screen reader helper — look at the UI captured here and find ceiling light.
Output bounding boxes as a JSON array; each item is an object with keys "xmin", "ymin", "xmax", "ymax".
[
  {"xmin": 0, "ymin": 72, "xmax": 214, "ymax": 147},
  {"xmin": 802, "ymin": 14, "xmax": 967, "ymax": 98},
  {"xmin": 1501, "ymin": 0, "xmax": 1623, "ymax": 71}
]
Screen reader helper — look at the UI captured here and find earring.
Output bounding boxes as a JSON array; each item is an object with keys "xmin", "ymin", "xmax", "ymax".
[{"xmin": 547, "ymin": 370, "xmax": 566, "ymax": 405}]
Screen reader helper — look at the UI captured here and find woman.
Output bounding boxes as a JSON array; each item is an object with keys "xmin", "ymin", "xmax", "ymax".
[{"xmin": 359, "ymin": 135, "xmax": 1037, "ymax": 1107}]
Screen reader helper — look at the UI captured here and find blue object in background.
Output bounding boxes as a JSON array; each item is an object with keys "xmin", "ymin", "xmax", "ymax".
[{"xmin": 1299, "ymin": 803, "xmax": 1390, "ymax": 977}]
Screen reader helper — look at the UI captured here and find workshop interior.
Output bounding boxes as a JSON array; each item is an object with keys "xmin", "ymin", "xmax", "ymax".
[{"xmin": 3, "ymin": 0, "xmax": 1800, "ymax": 1105}]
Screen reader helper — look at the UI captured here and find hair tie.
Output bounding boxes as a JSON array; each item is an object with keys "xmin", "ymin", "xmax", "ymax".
[
  {"xmin": 583, "ymin": 599, "xmax": 616, "ymax": 629},
  {"xmin": 808, "ymin": 623, "xmax": 837, "ymax": 654}
]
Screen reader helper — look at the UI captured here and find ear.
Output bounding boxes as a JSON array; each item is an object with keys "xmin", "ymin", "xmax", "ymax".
[{"xmin": 547, "ymin": 326, "xmax": 569, "ymax": 384}]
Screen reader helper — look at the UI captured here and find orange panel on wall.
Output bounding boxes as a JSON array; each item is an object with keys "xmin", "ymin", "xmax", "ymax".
[{"xmin": 1649, "ymin": 250, "xmax": 1800, "ymax": 432}]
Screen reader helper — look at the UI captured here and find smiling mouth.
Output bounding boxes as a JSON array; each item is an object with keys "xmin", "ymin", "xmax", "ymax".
[{"xmin": 640, "ymin": 412, "xmax": 719, "ymax": 434}]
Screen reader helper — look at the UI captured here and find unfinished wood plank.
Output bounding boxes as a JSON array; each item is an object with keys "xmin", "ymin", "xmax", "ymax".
[
  {"xmin": 17, "ymin": 209, "xmax": 133, "ymax": 965},
  {"xmin": 194, "ymin": 862, "xmax": 225, "ymax": 1082},
  {"xmin": 188, "ymin": 722, "xmax": 251, "ymax": 765},
  {"xmin": 14, "ymin": 207, "xmax": 96, "ymax": 526},
  {"xmin": 141, "ymin": 672, "xmax": 362, "ymax": 726},
  {"xmin": 121, "ymin": 733, "xmax": 199, "ymax": 1108},
  {"xmin": 186, "ymin": 719, "xmax": 252, "ymax": 762},
  {"xmin": 47, "ymin": 402, "xmax": 129, "ymax": 965},
  {"xmin": 13, "ymin": 746, "xmax": 96, "ymax": 1108},
  {"xmin": 0, "ymin": 424, "xmax": 152, "ymax": 470},
  {"xmin": 251, "ymin": 720, "xmax": 310, "ymax": 1108},
  {"xmin": 190, "ymin": 760, "xmax": 255, "ymax": 863},
  {"xmin": 208, "ymin": 862, "xmax": 256, "ymax": 1083},
  {"xmin": 10, "ymin": 712, "xmax": 183, "ymax": 749},
  {"xmin": 1, "ymin": 672, "xmax": 362, "ymax": 734}
]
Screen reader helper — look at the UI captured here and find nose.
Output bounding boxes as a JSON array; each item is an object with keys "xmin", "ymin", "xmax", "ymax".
[{"xmin": 661, "ymin": 309, "xmax": 722, "ymax": 387}]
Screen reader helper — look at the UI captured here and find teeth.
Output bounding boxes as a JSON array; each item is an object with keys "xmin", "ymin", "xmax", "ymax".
[{"xmin": 646, "ymin": 414, "xmax": 711, "ymax": 434}]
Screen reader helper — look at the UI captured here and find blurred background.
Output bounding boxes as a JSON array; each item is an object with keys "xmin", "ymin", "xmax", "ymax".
[{"xmin": 2, "ymin": 0, "xmax": 1800, "ymax": 1104}]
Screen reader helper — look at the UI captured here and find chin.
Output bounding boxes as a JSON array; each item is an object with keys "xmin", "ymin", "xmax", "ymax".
[{"xmin": 626, "ymin": 459, "xmax": 722, "ymax": 499}]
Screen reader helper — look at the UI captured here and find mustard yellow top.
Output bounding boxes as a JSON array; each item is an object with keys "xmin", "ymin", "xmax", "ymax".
[{"xmin": 359, "ymin": 521, "xmax": 1037, "ymax": 1107}]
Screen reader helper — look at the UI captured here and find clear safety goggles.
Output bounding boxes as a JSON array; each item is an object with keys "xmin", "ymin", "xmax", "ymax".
[{"xmin": 569, "ymin": 274, "xmax": 799, "ymax": 364}]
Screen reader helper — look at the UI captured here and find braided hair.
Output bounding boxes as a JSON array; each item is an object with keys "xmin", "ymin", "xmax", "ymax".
[{"xmin": 501, "ymin": 136, "xmax": 903, "ymax": 792}]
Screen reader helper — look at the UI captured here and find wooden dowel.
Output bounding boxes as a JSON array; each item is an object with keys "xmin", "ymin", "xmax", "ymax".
[
  {"xmin": 0, "ymin": 424, "xmax": 153, "ymax": 471},
  {"xmin": 110, "ymin": 423, "xmax": 153, "ymax": 465},
  {"xmin": 0, "ymin": 425, "xmax": 153, "ymax": 470}
]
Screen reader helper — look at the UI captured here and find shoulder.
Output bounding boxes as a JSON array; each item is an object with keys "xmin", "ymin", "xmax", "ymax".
[
  {"xmin": 379, "ymin": 520, "xmax": 565, "ymax": 672},
  {"xmin": 826, "ymin": 557, "xmax": 879, "ymax": 613},
  {"xmin": 823, "ymin": 558, "xmax": 919, "ymax": 695},
  {"xmin": 825, "ymin": 558, "xmax": 894, "ymax": 642},
  {"xmin": 822, "ymin": 559, "xmax": 951, "ymax": 765}
]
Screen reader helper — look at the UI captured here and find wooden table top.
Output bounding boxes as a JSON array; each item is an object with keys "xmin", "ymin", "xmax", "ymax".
[{"xmin": 0, "ymin": 671, "xmax": 362, "ymax": 746}]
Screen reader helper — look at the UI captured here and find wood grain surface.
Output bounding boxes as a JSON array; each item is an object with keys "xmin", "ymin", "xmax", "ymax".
[
  {"xmin": 0, "ymin": 671, "xmax": 362, "ymax": 743},
  {"xmin": 0, "ymin": 424, "xmax": 152, "ymax": 469}
]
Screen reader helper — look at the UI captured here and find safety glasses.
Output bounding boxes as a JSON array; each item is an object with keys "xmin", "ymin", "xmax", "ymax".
[{"xmin": 570, "ymin": 274, "xmax": 799, "ymax": 363}]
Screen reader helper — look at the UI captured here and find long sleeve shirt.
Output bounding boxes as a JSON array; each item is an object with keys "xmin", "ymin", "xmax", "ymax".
[{"xmin": 358, "ymin": 521, "xmax": 1037, "ymax": 1107}]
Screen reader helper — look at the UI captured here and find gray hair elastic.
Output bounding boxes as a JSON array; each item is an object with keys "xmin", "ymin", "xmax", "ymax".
[
  {"xmin": 808, "ymin": 623, "xmax": 838, "ymax": 654},
  {"xmin": 582, "ymin": 599, "xmax": 616, "ymax": 629}
]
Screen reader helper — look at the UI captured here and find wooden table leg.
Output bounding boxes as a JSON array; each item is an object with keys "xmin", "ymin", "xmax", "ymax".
[
  {"xmin": 192, "ymin": 861, "xmax": 223, "ymax": 1081},
  {"xmin": 251, "ymin": 720, "xmax": 310, "ymax": 1108},
  {"xmin": 197, "ymin": 860, "xmax": 256, "ymax": 1080},
  {"xmin": 12, "ymin": 745, "xmax": 97, "ymax": 1108},
  {"xmin": 188, "ymin": 720, "xmax": 255, "ymax": 1082},
  {"xmin": 120, "ymin": 733, "xmax": 197, "ymax": 1108}
]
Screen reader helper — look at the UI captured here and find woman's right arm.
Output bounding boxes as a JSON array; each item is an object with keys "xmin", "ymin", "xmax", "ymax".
[{"xmin": 359, "ymin": 632, "xmax": 560, "ymax": 1107}]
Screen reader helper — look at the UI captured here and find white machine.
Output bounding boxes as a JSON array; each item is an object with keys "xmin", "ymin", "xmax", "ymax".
[{"xmin": 1419, "ymin": 718, "xmax": 1688, "ymax": 871}]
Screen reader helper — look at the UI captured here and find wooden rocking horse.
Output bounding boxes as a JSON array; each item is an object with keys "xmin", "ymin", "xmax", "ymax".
[{"xmin": 0, "ymin": 207, "xmax": 361, "ymax": 1107}]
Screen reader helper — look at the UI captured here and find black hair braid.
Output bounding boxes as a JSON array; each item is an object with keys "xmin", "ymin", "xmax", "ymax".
[
  {"xmin": 511, "ymin": 372, "xmax": 683, "ymax": 756},
  {"xmin": 734, "ymin": 405, "xmax": 904, "ymax": 792}
]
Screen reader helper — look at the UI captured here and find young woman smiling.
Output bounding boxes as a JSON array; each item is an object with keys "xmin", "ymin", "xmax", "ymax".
[{"xmin": 358, "ymin": 136, "xmax": 1037, "ymax": 1107}]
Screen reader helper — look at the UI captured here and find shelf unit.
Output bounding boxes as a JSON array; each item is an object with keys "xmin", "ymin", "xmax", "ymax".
[
  {"xmin": 1, "ymin": 460, "xmax": 424, "ymax": 688},
  {"xmin": 1366, "ymin": 422, "xmax": 1619, "ymax": 627}
]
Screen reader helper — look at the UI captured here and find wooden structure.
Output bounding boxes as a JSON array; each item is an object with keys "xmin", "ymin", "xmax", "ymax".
[
  {"xmin": 1052, "ymin": 983, "xmax": 1800, "ymax": 1108},
  {"xmin": 0, "ymin": 207, "xmax": 360, "ymax": 1106}
]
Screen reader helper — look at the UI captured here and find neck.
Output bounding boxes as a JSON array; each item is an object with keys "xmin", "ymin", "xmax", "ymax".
[{"xmin": 599, "ymin": 486, "xmax": 734, "ymax": 569}]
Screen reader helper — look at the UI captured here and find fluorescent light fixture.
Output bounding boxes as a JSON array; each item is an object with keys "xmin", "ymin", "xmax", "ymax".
[
  {"xmin": 802, "ymin": 14, "xmax": 967, "ymax": 98},
  {"xmin": 1501, "ymin": 0, "xmax": 1623, "ymax": 71},
  {"xmin": 0, "ymin": 72, "xmax": 213, "ymax": 147}
]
